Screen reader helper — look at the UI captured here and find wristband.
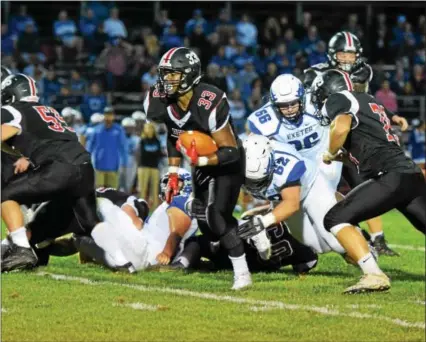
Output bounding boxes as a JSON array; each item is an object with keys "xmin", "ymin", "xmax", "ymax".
[
  {"xmin": 197, "ymin": 156, "xmax": 209, "ymax": 167},
  {"xmin": 168, "ymin": 166, "xmax": 179, "ymax": 174},
  {"xmin": 259, "ymin": 212, "xmax": 276, "ymax": 229},
  {"xmin": 324, "ymin": 150, "xmax": 339, "ymax": 159}
]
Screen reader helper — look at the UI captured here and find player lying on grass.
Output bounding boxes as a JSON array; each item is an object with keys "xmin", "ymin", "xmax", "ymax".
[
  {"xmin": 172, "ymin": 203, "xmax": 318, "ymax": 274},
  {"xmin": 239, "ymin": 134, "xmax": 387, "ymax": 294},
  {"xmin": 2, "ymin": 169, "xmax": 197, "ymax": 272}
]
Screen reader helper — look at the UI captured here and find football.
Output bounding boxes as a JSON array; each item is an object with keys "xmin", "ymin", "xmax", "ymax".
[{"xmin": 177, "ymin": 130, "xmax": 218, "ymax": 156}]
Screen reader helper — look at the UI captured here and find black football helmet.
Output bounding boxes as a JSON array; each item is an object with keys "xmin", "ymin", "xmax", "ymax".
[
  {"xmin": 328, "ymin": 31, "xmax": 363, "ymax": 72},
  {"xmin": 157, "ymin": 47, "xmax": 202, "ymax": 97},
  {"xmin": 1, "ymin": 73, "xmax": 39, "ymax": 105},
  {"xmin": 311, "ymin": 69, "xmax": 354, "ymax": 112},
  {"xmin": 1, "ymin": 66, "xmax": 12, "ymax": 83}
]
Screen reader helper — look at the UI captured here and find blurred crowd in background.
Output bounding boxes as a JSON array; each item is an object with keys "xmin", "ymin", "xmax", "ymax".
[{"xmin": 1, "ymin": 1, "xmax": 425, "ymax": 209}]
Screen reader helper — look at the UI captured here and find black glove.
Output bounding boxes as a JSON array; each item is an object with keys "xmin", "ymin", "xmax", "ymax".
[{"xmin": 350, "ymin": 58, "xmax": 373, "ymax": 84}]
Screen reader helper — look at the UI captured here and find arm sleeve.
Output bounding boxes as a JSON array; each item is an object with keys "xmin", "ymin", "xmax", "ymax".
[
  {"xmin": 325, "ymin": 92, "xmax": 359, "ymax": 130},
  {"xmin": 1, "ymin": 106, "xmax": 23, "ymax": 133},
  {"xmin": 208, "ymin": 95, "xmax": 230, "ymax": 133}
]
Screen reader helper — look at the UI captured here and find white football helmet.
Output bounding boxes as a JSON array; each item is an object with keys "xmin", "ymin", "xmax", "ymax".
[
  {"xmin": 90, "ymin": 113, "xmax": 104, "ymax": 124},
  {"xmin": 131, "ymin": 110, "xmax": 147, "ymax": 121},
  {"xmin": 243, "ymin": 134, "xmax": 275, "ymax": 192},
  {"xmin": 122, "ymin": 117, "xmax": 136, "ymax": 128},
  {"xmin": 270, "ymin": 74, "xmax": 305, "ymax": 122},
  {"xmin": 61, "ymin": 107, "xmax": 75, "ymax": 118}
]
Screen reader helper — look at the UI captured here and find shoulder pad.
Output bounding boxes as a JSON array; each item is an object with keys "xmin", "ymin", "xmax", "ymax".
[
  {"xmin": 247, "ymin": 104, "xmax": 281, "ymax": 137},
  {"xmin": 144, "ymin": 86, "xmax": 168, "ymax": 122}
]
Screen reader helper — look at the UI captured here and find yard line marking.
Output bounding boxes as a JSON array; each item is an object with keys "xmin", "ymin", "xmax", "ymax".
[
  {"xmin": 1, "ymin": 308, "xmax": 7, "ymax": 313},
  {"xmin": 36, "ymin": 272, "xmax": 425, "ymax": 330},
  {"xmin": 388, "ymin": 244, "xmax": 425, "ymax": 252},
  {"xmin": 113, "ymin": 302, "xmax": 161, "ymax": 311},
  {"xmin": 414, "ymin": 300, "xmax": 425, "ymax": 305}
]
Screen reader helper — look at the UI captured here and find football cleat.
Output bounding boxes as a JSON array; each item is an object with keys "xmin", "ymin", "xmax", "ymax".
[
  {"xmin": 372, "ymin": 235, "xmax": 400, "ymax": 257},
  {"xmin": 292, "ymin": 258, "xmax": 319, "ymax": 275},
  {"xmin": 231, "ymin": 272, "xmax": 253, "ymax": 291},
  {"xmin": 250, "ymin": 230, "xmax": 272, "ymax": 260},
  {"xmin": 1, "ymin": 244, "xmax": 38, "ymax": 272},
  {"xmin": 343, "ymin": 273, "xmax": 391, "ymax": 294},
  {"xmin": 115, "ymin": 262, "xmax": 137, "ymax": 274}
]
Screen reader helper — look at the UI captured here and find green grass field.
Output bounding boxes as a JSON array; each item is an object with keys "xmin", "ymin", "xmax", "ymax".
[{"xmin": 1, "ymin": 210, "xmax": 425, "ymax": 342}]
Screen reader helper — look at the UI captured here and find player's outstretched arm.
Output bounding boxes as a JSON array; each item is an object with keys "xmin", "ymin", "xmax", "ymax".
[{"xmin": 156, "ymin": 207, "xmax": 192, "ymax": 265}]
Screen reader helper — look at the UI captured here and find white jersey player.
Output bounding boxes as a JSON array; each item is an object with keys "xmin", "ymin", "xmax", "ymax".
[
  {"xmin": 247, "ymin": 74, "xmax": 342, "ymax": 190},
  {"xmin": 76, "ymin": 168, "xmax": 198, "ymax": 271},
  {"xmin": 241, "ymin": 135, "xmax": 345, "ymax": 255}
]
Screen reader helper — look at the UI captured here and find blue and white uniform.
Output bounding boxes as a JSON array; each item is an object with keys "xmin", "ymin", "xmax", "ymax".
[
  {"xmin": 247, "ymin": 86, "xmax": 343, "ymax": 190},
  {"xmin": 244, "ymin": 137, "xmax": 345, "ymax": 255}
]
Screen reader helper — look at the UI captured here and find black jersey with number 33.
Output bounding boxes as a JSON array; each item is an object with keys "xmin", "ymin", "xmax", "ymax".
[
  {"xmin": 1, "ymin": 101, "xmax": 89, "ymax": 165},
  {"xmin": 324, "ymin": 91, "xmax": 419, "ymax": 178},
  {"xmin": 143, "ymin": 82, "xmax": 234, "ymax": 158}
]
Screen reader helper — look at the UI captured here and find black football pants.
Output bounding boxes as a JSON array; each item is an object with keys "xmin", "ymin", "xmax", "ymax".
[
  {"xmin": 193, "ymin": 165, "xmax": 245, "ymax": 257},
  {"xmin": 2, "ymin": 161, "xmax": 100, "ymax": 234},
  {"xmin": 324, "ymin": 171, "xmax": 426, "ymax": 234}
]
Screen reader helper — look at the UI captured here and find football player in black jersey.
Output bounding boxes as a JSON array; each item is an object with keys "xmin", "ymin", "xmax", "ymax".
[
  {"xmin": 1, "ymin": 74, "xmax": 134, "ymax": 273},
  {"xmin": 304, "ymin": 32, "xmax": 407, "ymax": 256},
  {"xmin": 311, "ymin": 69, "xmax": 426, "ymax": 294},
  {"xmin": 144, "ymin": 47, "xmax": 257, "ymax": 290}
]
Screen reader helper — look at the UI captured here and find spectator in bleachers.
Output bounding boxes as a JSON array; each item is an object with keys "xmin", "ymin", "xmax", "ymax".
[
  {"xmin": 52, "ymin": 86, "xmax": 81, "ymax": 112},
  {"xmin": 413, "ymin": 46, "xmax": 425, "ymax": 66},
  {"xmin": 308, "ymin": 40, "xmax": 327, "ymax": 66},
  {"xmin": 154, "ymin": 9, "xmax": 173, "ymax": 36},
  {"xmin": 160, "ymin": 24, "xmax": 184, "ymax": 52},
  {"xmin": 79, "ymin": 8, "xmax": 98, "ymax": 42},
  {"xmin": 212, "ymin": 8, "xmax": 235, "ymax": 44},
  {"xmin": 272, "ymin": 43, "xmax": 296, "ymax": 74},
  {"xmin": 414, "ymin": 15, "xmax": 425, "ymax": 46},
  {"xmin": 262, "ymin": 62, "xmax": 278, "ymax": 91},
  {"xmin": 17, "ymin": 22, "xmax": 45, "ymax": 64},
  {"xmin": 141, "ymin": 65, "xmax": 158, "ymax": 93},
  {"xmin": 81, "ymin": 82, "xmax": 108, "ymax": 122},
  {"xmin": 283, "ymin": 28, "xmax": 300, "ymax": 56},
  {"xmin": 137, "ymin": 122, "xmax": 163, "ymax": 210},
  {"xmin": 228, "ymin": 89, "xmax": 247, "ymax": 135},
  {"xmin": 295, "ymin": 11, "xmax": 312, "ymax": 40},
  {"xmin": 262, "ymin": 17, "xmax": 281, "ymax": 49},
  {"xmin": 221, "ymin": 65, "xmax": 237, "ymax": 92},
  {"xmin": 89, "ymin": 23, "xmax": 109, "ymax": 61},
  {"xmin": 88, "ymin": 107, "xmax": 128, "ymax": 189},
  {"xmin": 391, "ymin": 63, "xmax": 410, "ymax": 93},
  {"xmin": 236, "ymin": 61, "xmax": 258, "ymax": 99},
  {"xmin": 375, "ymin": 80, "xmax": 398, "ymax": 113},
  {"xmin": 411, "ymin": 64, "xmax": 426, "ymax": 95},
  {"xmin": 210, "ymin": 46, "xmax": 232, "ymax": 68},
  {"xmin": 231, "ymin": 44, "xmax": 253, "ymax": 70},
  {"xmin": 301, "ymin": 25, "xmax": 320, "ymax": 55},
  {"xmin": 343, "ymin": 14, "xmax": 363, "ymax": 39},
  {"xmin": 70, "ymin": 69, "xmax": 88, "ymax": 94},
  {"xmin": 392, "ymin": 15, "xmax": 407, "ymax": 46},
  {"xmin": 40, "ymin": 68, "xmax": 62, "ymax": 104},
  {"xmin": 53, "ymin": 10, "xmax": 83, "ymax": 61},
  {"xmin": 203, "ymin": 63, "xmax": 227, "ymax": 92},
  {"xmin": 397, "ymin": 22, "xmax": 417, "ymax": 59},
  {"xmin": 185, "ymin": 9, "xmax": 209, "ymax": 36},
  {"xmin": 86, "ymin": 1, "xmax": 114, "ymax": 22},
  {"xmin": 23, "ymin": 54, "xmax": 46, "ymax": 78},
  {"xmin": 236, "ymin": 13, "xmax": 258, "ymax": 50},
  {"xmin": 188, "ymin": 24, "xmax": 211, "ymax": 66},
  {"xmin": 224, "ymin": 36, "xmax": 239, "ymax": 60},
  {"xmin": 1, "ymin": 24, "xmax": 16, "ymax": 58},
  {"xmin": 372, "ymin": 26, "xmax": 391, "ymax": 64},
  {"xmin": 104, "ymin": 7, "xmax": 128, "ymax": 39},
  {"xmin": 247, "ymin": 85, "xmax": 263, "ymax": 113},
  {"xmin": 119, "ymin": 117, "xmax": 140, "ymax": 193},
  {"xmin": 9, "ymin": 5, "xmax": 37, "ymax": 37},
  {"xmin": 100, "ymin": 38, "xmax": 132, "ymax": 90}
]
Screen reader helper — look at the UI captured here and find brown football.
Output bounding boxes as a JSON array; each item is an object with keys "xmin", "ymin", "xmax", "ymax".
[{"xmin": 178, "ymin": 131, "xmax": 218, "ymax": 156}]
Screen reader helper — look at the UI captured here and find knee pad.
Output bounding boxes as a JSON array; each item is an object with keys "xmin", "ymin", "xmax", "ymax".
[{"xmin": 219, "ymin": 228, "xmax": 242, "ymax": 251}]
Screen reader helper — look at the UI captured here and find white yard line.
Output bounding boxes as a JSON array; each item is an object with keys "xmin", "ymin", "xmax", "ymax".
[
  {"xmin": 113, "ymin": 302, "xmax": 161, "ymax": 311},
  {"xmin": 1, "ymin": 308, "xmax": 7, "ymax": 313},
  {"xmin": 388, "ymin": 244, "xmax": 425, "ymax": 252},
  {"xmin": 36, "ymin": 272, "xmax": 425, "ymax": 330}
]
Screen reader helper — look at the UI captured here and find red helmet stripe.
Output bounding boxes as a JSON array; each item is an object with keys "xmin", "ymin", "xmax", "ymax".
[
  {"xmin": 21, "ymin": 74, "xmax": 37, "ymax": 96},
  {"xmin": 163, "ymin": 47, "xmax": 179, "ymax": 64},
  {"xmin": 344, "ymin": 32, "xmax": 353, "ymax": 48},
  {"xmin": 335, "ymin": 70, "xmax": 354, "ymax": 91}
]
